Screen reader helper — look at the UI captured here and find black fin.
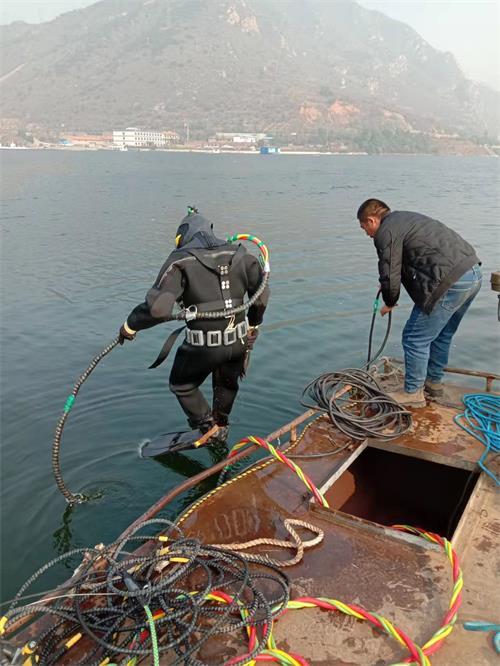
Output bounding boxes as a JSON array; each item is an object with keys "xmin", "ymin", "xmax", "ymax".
[{"xmin": 140, "ymin": 429, "xmax": 203, "ymax": 457}]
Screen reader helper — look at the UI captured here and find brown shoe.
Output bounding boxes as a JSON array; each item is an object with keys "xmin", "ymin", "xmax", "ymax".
[
  {"xmin": 388, "ymin": 388, "xmax": 426, "ymax": 408},
  {"xmin": 424, "ymin": 380, "xmax": 444, "ymax": 397}
]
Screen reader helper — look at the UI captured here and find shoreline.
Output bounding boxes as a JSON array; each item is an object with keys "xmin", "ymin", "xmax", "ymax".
[{"xmin": 1, "ymin": 145, "xmax": 497, "ymax": 157}]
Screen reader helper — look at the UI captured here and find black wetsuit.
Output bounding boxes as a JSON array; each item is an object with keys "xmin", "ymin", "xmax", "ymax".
[{"xmin": 126, "ymin": 214, "xmax": 269, "ymax": 429}]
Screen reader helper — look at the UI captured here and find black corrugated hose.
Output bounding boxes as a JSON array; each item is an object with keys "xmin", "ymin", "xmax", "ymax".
[
  {"xmin": 0, "ymin": 519, "xmax": 289, "ymax": 666},
  {"xmin": 299, "ymin": 290, "xmax": 412, "ymax": 446}
]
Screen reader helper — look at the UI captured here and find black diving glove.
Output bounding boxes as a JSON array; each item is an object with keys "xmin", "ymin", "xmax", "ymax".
[
  {"xmin": 118, "ymin": 323, "xmax": 136, "ymax": 345},
  {"xmin": 239, "ymin": 327, "xmax": 259, "ymax": 379},
  {"xmin": 245, "ymin": 326, "xmax": 259, "ymax": 351}
]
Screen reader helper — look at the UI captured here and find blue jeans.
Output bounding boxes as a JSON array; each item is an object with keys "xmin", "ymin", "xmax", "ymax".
[{"xmin": 402, "ymin": 265, "xmax": 482, "ymax": 392}]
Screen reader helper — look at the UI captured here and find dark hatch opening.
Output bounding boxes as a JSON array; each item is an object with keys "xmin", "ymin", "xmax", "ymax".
[{"xmin": 324, "ymin": 447, "xmax": 479, "ymax": 539}]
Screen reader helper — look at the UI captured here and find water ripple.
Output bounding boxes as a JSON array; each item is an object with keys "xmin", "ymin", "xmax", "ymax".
[{"xmin": 1, "ymin": 151, "xmax": 499, "ymax": 601}]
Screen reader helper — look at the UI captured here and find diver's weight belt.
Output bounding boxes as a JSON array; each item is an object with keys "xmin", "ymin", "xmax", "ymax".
[{"xmin": 186, "ymin": 319, "xmax": 249, "ymax": 347}]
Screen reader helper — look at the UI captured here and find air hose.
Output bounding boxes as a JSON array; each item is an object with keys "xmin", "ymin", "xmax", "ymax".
[
  {"xmin": 298, "ymin": 285, "xmax": 411, "ymax": 442},
  {"xmin": 52, "ymin": 234, "xmax": 270, "ymax": 505},
  {"xmin": 296, "ymin": 289, "xmax": 410, "ymax": 453},
  {"xmin": 300, "ymin": 368, "xmax": 412, "ymax": 442},
  {"xmin": 366, "ymin": 289, "xmax": 392, "ymax": 367},
  {"xmin": 52, "ymin": 338, "xmax": 121, "ymax": 504}
]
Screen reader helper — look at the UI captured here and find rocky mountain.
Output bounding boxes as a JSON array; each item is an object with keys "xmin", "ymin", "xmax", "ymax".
[{"xmin": 1, "ymin": 0, "xmax": 498, "ymax": 142}]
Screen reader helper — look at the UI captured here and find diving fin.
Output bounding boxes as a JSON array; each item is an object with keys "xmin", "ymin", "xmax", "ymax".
[{"xmin": 140, "ymin": 425, "xmax": 220, "ymax": 458}]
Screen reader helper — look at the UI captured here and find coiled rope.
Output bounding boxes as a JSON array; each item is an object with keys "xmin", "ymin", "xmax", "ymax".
[
  {"xmin": 210, "ymin": 518, "xmax": 324, "ymax": 568},
  {"xmin": 295, "ymin": 288, "xmax": 411, "ymax": 449},
  {"xmin": 454, "ymin": 393, "xmax": 500, "ymax": 485},
  {"xmin": 52, "ymin": 234, "xmax": 270, "ymax": 504}
]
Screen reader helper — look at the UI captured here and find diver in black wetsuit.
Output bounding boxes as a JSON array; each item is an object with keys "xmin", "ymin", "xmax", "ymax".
[{"xmin": 118, "ymin": 208, "xmax": 269, "ymax": 443}]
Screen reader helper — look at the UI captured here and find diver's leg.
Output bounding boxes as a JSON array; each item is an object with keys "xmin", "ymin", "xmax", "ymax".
[
  {"xmin": 212, "ymin": 347, "xmax": 245, "ymax": 426},
  {"xmin": 169, "ymin": 343, "xmax": 213, "ymax": 430}
]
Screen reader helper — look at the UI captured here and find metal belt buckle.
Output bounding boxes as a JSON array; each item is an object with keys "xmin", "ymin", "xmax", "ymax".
[
  {"xmin": 223, "ymin": 327, "xmax": 237, "ymax": 345},
  {"xmin": 236, "ymin": 320, "xmax": 249, "ymax": 338},
  {"xmin": 206, "ymin": 330, "xmax": 222, "ymax": 347},
  {"xmin": 189, "ymin": 329, "xmax": 204, "ymax": 346}
]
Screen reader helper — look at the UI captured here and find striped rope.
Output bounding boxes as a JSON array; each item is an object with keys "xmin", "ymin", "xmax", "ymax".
[
  {"xmin": 176, "ymin": 418, "xmax": 322, "ymax": 528},
  {"xmin": 196, "ymin": 588, "xmax": 428, "ymax": 665},
  {"xmin": 118, "ymin": 525, "xmax": 461, "ymax": 666},
  {"xmin": 197, "ymin": 529, "xmax": 460, "ymax": 666},
  {"xmin": 227, "ymin": 436, "xmax": 329, "ymax": 508},
  {"xmin": 243, "ymin": 525, "xmax": 463, "ymax": 666},
  {"xmin": 276, "ymin": 597, "xmax": 429, "ymax": 666},
  {"xmin": 391, "ymin": 526, "xmax": 463, "ymax": 660}
]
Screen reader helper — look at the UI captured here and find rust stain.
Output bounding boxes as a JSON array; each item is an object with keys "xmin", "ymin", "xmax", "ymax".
[
  {"xmin": 475, "ymin": 535, "xmax": 494, "ymax": 554},
  {"xmin": 482, "ymin": 520, "xmax": 500, "ymax": 537}
]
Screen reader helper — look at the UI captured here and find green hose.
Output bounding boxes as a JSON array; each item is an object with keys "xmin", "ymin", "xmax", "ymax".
[{"xmin": 144, "ymin": 605, "xmax": 160, "ymax": 666}]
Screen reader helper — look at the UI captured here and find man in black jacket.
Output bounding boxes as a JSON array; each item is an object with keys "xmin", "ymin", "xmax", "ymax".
[
  {"xmin": 119, "ymin": 208, "xmax": 269, "ymax": 442},
  {"xmin": 357, "ymin": 199, "xmax": 481, "ymax": 407}
]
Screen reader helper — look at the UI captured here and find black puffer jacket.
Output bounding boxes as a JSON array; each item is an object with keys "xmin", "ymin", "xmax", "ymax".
[{"xmin": 374, "ymin": 211, "xmax": 479, "ymax": 314}]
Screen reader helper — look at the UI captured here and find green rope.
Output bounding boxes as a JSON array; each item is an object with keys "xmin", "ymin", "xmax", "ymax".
[{"xmin": 144, "ymin": 605, "xmax": 160, "ymax": 666}]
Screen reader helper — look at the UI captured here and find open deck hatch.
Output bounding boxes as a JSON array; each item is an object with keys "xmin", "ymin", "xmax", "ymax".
[{"xmin": 324, "ymin": 447, "xmax": 479, "ymax": 539}]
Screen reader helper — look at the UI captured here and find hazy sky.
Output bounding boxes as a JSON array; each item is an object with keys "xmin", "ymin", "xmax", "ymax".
[{"xmin": 1, "ymin": 0, "xmax": 499, "ymax": 90}]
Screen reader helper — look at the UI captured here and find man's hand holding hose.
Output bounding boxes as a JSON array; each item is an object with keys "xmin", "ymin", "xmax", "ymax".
[{"xmin": 380, "ymin": 304, "xmax": 398, "ymax": 317}]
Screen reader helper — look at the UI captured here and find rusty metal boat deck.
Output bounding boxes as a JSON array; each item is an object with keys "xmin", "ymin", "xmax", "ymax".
[
  {"xmin": 172, "ymin": 368, "xmax": 500, "ymax": 665},
  {"xmin": 4, "ymin": 365, "xmax": 500, "ymax": 665}
]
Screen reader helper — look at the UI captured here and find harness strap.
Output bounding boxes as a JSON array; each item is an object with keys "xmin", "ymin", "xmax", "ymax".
[
  {"xmin": 193, "ymin": 297, "xmax": 244, "ymax": 312},
  {"xmin": 149, "ymin": 325, "xmax": 186, "ymax": 369}
]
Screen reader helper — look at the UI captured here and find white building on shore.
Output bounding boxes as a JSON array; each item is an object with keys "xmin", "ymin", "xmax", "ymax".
[
  {"xmin": 214, "ymin": 132, "xmax": 268, "ymax": 144},
  {"xmin": 113, "ymin": 128, "xmax": 178, "ymax": 148}
]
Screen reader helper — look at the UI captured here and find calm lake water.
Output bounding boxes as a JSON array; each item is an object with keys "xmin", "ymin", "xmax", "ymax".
[{"xmin": 1, "ymin": 151, "xmax": 499, "ymax": 601}]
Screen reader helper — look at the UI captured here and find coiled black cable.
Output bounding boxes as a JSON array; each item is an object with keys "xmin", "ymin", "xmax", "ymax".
[
  {"xmin": 301, "ymin": 368, "xmax": 412, "ymax": 442},
  {"xmin": 1, "ymin": 519, "xmax": 290, "ymax": 666},
  {"xmin": 300, "ymin": 292, "xmax": 411, "ymax": 444}
]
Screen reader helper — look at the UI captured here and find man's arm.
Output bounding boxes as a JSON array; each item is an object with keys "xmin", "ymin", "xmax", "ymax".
[
  {"xmin": 123, "ymin": 265, "xmax": 184, "ymax": 334},
  {"xmin": 374, "ymin": 226, "xmax": 403, "ymax": 308},
  {"xmin": 245, "ymin": 255, "xmax": 269, "ymax": 326}
]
